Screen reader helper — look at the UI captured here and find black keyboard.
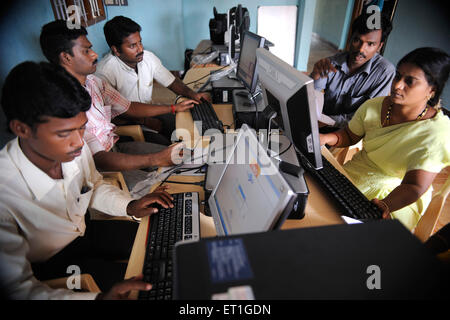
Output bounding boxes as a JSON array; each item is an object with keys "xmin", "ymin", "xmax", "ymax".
[
  {"xmin": 138, "ymin": 192, "xmax": 200, "ymax": 300},
  {"xmin": 190, "ymin": 99, "xmax": 224, "ymax": 135},
  {"xmin": 302, "ymin": 155, "xmax": 382, "ymax": 220}
]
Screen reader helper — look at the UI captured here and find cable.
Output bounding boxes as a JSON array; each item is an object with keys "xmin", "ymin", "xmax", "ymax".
[
  {"xmin": 184, "ymin": 65, "xmax": 228, "ymax": 86},
  {"xmin": 163, "ymin": 180, "xmax": 205, "ymax": 187},
  {"xmin": 270, "ymin": 141, "xmax": 293, "ymax": 158}
]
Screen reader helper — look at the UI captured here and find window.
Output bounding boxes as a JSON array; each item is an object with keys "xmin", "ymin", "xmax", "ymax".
[{"xmin": 50, "ymin": 0, "xmax": 106, "ymax": 27}]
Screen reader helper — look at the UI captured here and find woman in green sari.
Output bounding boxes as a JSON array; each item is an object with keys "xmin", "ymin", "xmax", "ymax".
[{"xmin": 320, "ymin": 47, "xmax": 450, "ymax": 230}]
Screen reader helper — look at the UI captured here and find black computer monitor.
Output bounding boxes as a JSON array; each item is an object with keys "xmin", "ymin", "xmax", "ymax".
[
  {"xmin": 255, "ymin": 48, "xmax": 323, "ymax": 170},
  {"xmin": 236, "ymin": 30, "xmax": 266, "ymax": 94}
]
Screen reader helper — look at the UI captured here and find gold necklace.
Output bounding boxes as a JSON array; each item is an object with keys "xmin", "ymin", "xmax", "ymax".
[{"xmin": 384, "ymin": 103, "xmax": 429, "ymax": 126}]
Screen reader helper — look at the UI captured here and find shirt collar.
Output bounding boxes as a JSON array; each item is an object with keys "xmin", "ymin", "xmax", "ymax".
[
  {"xmin": 111, "ymin": 51, "xmax": 141, "ymax": 73},
  {"xmin": 9, "ymin": 138, "xmax": 81, "ymax": 201},
  {"xmin": 335, "ymin": 52, "xmax": 378, "ymax": 75}
]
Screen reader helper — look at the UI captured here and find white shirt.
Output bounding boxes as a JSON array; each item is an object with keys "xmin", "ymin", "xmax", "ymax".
[
  {"xmin": 96, "ymin": 50, "xmax": 176, "ymax": 103},
  {"xmin": 0, "ymin": 139, "xmax": 133, "ymax": 299}
]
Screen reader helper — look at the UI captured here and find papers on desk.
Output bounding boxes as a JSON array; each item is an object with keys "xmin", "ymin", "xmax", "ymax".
[{"xmin": 314, "ymin": 90, "xmax": 336, "ymax": 126}]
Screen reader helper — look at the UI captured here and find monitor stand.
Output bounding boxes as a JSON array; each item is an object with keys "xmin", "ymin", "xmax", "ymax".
[{"xmin": 232, "ymin": 89, "xmax": 265, "ymax": 113}]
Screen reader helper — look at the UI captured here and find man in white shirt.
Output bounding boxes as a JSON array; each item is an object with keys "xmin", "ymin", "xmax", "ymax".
[
  {"xmin": 0, "ymin": 62, "xmax": 174, "ymax": 299},
  {"xmin": 96, "ymin": 16, "xmax": 211, "ymax": 140}
]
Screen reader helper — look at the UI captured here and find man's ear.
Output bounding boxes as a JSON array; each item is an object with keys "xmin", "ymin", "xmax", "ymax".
[
  {"xmin": 377, "ymin": 42, "xmax": 385, "ymax": 53},
  {"xmin": 9, "ymin": 120, "xmax": 33, "ymax": 138},
  {"xmin": 111, "ymin": 45, "xmax": 120, "ymax": 57},
  {"xmin": 59, "ymin": 51, "xmax": 72, "ymax": 66}
]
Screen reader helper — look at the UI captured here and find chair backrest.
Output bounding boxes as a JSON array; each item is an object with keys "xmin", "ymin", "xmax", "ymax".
[{"xmin": 414, "ymin": 175, "xmax": 450, "ymax": 242}]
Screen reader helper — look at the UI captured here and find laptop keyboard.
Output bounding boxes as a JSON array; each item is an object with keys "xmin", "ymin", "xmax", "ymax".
[
  {"xmin": 138, "ymin": 192, "xmax": 200, "ymax": 300},
  {"xmin": 190, "ymin": 99, "xmax": 224, "ymax": 135},
  {"xmin": 302, "ymin": 155, "xmax": 382, "ymax": 220}
]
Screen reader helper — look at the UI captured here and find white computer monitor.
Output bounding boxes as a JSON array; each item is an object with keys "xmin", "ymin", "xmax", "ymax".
[
  {"xmin": 255, "ymin": 48, "xmax": 323, "ymax": 170},
  {"xmin": 208, "ymin": 124, "xmax": 297, "ymax": 236},
  {"xmin": 236, "ymin": 30, "xmax": 266, "ymax": 94}
]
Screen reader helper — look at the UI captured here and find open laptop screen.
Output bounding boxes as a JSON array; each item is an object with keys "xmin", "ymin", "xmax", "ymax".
[{"xmin": 208, "ymin": 124, "xmax": 296, "ymax": 236}]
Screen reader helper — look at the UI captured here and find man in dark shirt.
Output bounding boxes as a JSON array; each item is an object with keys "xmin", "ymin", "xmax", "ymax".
[{"xmin": 312, "ymin": 13, "xmax": 395, "ymax": 129}]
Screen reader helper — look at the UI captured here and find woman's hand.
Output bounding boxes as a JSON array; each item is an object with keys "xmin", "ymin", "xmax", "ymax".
[{"xmin": 371, "ymin": 198, "xmax": 391, "ymax": 219}]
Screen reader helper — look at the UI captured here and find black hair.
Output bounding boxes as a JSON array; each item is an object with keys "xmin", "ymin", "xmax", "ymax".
[
  {"xmin": 1, "ymin": 62, "xmax": 91, "ymax": 132},
  {"xmin": 397, "ymin": 47, "xmax": 450, "ymax": 107},
  {"xmin": 40, "ymin": 20, "xmax": 88, "ymax": 64},
  {"xmin": 351, "ymin": 12, "xmax": 393, "ymax": 43},
  {"xmin": 103, "ymin": 15, "xmax": 141, "ymax": 50}
]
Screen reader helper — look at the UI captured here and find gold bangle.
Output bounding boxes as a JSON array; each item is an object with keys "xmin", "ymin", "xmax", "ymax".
[{"xmin": 378, "ymin": 199, "xmax": 390, "ymax": 214}]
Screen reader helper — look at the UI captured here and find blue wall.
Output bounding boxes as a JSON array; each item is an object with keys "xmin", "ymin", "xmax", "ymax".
[
  {"xmin": 313, "ymin": 0, "xmax": 353, "ymax": 49},
  {"xmin": 0, "ymin": 0, "xmax": 185, "ymax": 89},
  {"xmin": 383, "ymin": 0, "xmax": 450, "ymax": 109}
]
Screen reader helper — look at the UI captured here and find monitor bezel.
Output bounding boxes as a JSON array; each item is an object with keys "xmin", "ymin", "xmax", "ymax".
[
  {"xmin": 236, "ymin": 30, "xmax": 266, "ymax": 94},
  {"xmin": 255, "ymin": 48, "xmax": 323, "ymax": 170},
  {"xmin": 207, "ymin": 124, "xmax": 296, "ymax": 236}
]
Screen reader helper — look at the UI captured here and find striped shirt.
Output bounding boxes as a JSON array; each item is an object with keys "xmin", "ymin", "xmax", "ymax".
[{"xmin": 83, "ymin": 74, "xmax": 131, "ymax": 154}]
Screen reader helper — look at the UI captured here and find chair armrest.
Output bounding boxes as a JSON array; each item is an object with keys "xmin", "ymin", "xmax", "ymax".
[{"xmin": 115, "ymin": 125, "xmax": 145, "ymax": 142}]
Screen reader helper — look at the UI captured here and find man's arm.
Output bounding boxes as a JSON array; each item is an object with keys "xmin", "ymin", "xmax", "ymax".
[
  {"xmin": 123, "ymin": 99, "xmax": 197, "ymax": 119},
  {"xmin": 92, "ymin": 143, "xmax": 182, "ymax": 172},
  {"xmin": 168, "ymin": 77, "xmax": 210, "ymax": 102}
]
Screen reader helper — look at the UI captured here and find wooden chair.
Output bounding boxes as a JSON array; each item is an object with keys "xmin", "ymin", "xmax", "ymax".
[
  {"xmin": 44, "ymin": 274, "xmax": 101, "ymax": 293},
  {"xmin": 114, "ymin": 125, "xmax": 145, "ymax": 142},
  {"xmin": 413, "ymin": 175, "xmax": 450, "ymax": 242}
]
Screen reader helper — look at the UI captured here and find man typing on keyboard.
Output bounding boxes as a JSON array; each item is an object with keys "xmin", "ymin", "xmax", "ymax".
[
  {"xmin": 0, "ymin": 62, "xmax": 174, "ymax": 300},
  {"xmin": 96, "ymin": 16, "xmax": 211, "ymax": 141}
]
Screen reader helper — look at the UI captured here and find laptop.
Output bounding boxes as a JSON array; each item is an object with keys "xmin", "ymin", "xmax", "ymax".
[
  {"xmin": 174, "ymin": 219, "xmax": 449, "ymax": 299},
  {"xmin": 207, "ymin": 124, "xmax": 297, "ymax": 236}
]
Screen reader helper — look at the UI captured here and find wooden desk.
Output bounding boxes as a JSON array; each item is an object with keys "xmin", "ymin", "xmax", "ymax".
[{"xmin": 125, "ymin": 67, "xmax": 346, "ymax": 298}]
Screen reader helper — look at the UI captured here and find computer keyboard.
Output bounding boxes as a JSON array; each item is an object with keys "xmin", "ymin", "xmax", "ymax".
[
  {"xmin": 190, "ymin": 99, "xmax": 224, "ymax": 135},
  {"xmin": 138, "ymin": 192, "xmax": 200, "ymax": 300},
  {"xmin": 302, "ymin": 155, "xmax": 382, "ymax": 220}
]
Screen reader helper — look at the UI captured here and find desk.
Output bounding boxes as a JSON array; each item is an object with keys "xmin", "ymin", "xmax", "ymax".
[{"xmin": 125, "ymin": 67, "xmax": 347, "ymax": 298}]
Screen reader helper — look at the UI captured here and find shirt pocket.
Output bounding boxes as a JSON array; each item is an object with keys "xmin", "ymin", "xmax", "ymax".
[{"xmin": 67, "ymin": 180, "xmax": 94, "ymax": 224}]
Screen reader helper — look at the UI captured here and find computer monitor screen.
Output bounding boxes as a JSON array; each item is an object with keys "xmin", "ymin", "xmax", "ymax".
[
  {"xmin": 236, "ymin": 30, "xmax": 266, "ymax": 94},
  {"xmin": 208, "ymin": 124, "xmax": 296, "ymax": 236},
  {"xmin": 255, "ymin": 48, "xmax": 323, "ymax": 169}
]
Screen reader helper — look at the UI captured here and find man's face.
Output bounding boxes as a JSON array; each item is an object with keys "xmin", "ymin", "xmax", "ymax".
[
  {"xmin": 26, "ymin": 112, "xmax": 88, "ymax": 163},
  {"xmin": 115, "ymin": 31, "xmax": 144, "ymax": 67},
  {"xmin": 67, "ymin": 35, "xmax": 98, "ymax": 76},
  {"xmin": 348, "ymin": 30, "xmax": 383, "ymax": 68}
]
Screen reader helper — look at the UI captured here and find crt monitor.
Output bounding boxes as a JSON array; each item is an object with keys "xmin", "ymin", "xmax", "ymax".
[
  {"xmin": 236, "ymin": 30, "xmax": 266, "ymax": 94},
  {"xmin": 208, "ymin": 124, "xmax": 297, "ymax": 236},
  {"xmin": 255, "ymin": 48, "xmax": 323, "ymax": 170}
]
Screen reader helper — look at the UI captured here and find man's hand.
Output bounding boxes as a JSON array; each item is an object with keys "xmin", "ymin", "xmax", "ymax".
[
  {"xmin": 175, "ymin": 99, "xmax": 198, "ymax": 112},
  {"xmin": 310, "ymin": 58, "xmax": 337, "ymax": 80},
  {"xmin": 96, "ymin": 274, "xmax": 151, "ymax": 300},
  {"xmin": 127, "ymin": 186, "xmax": 174, "ymax": 218},
  {"xmin": 148, "ymin": 142, "xmax": 185, "ymax": 167},
  {"xmin": 192, "ymin": 92, "xmax": 211, "ymax": 103}
]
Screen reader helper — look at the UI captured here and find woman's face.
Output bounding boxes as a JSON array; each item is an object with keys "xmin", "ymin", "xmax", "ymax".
[{"xmin": 390, "ymin": 62, "xmax": 435, "ymax": 107}]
